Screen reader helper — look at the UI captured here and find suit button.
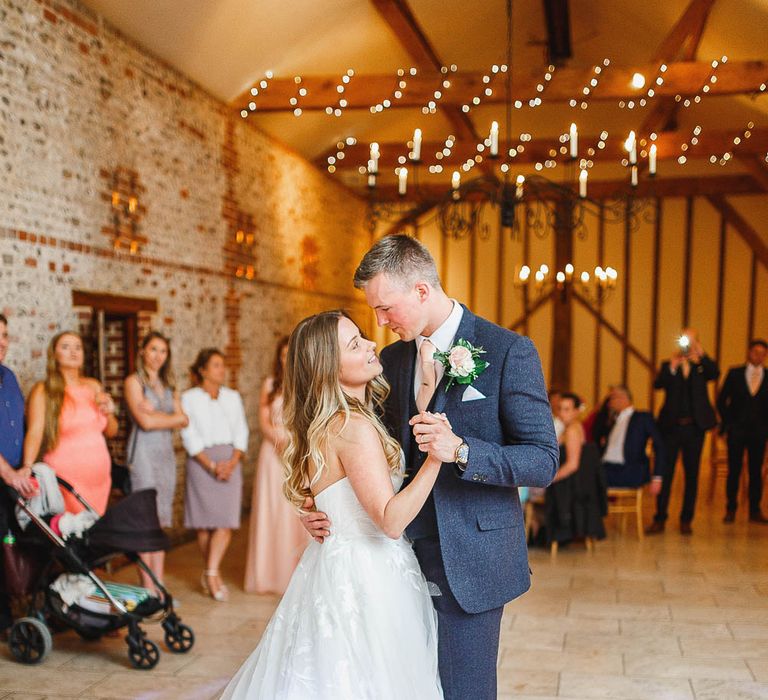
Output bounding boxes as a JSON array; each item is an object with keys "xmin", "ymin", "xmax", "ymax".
[{"xmin": 472, "ymin": 474, "xmax": 480, "ymax": 481}]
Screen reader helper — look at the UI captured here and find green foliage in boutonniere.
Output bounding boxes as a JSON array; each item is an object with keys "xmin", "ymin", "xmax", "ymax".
[{"xmin": 432, "ymin": 338, "xmax": 489, "ymax": 390}]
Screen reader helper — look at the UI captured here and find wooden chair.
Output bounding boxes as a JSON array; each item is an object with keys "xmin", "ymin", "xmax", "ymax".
[{"xmin": 606, "ymin": 487, "xmax": 644, "ymax": 540}]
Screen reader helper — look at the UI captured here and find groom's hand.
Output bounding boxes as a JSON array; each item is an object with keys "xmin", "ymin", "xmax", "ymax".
[
  {"xmin": 410, "ymin": 411, "xmax": 463, "ymax": 464},
  {"xmin": 300, "ymin": 496, "xmax": 332, "ymax": 543}
]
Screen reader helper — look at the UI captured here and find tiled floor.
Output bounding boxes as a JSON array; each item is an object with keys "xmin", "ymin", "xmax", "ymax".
[{"xmin": 1, "ymin": 477, "xmax": 766, "ymax": 699}]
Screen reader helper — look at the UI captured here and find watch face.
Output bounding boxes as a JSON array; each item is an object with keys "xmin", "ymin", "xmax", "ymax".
[{"xmin": 457, "ymin": 444, "xmax": 469, "ymax": 463}]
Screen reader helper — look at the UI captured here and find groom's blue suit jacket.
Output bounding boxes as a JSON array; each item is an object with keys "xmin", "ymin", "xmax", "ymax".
[{"xmin": 380, "ymin": 306, "xmax": 558, "ymax": 614}]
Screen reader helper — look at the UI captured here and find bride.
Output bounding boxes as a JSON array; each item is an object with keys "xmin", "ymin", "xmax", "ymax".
[{"xmin": 221, "ymin": 310, "xmax": 443, "ymax": 699}]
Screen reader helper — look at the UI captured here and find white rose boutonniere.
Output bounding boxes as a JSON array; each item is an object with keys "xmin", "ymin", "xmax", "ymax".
[{"xmin": 433, "ymin": 339, "xmax": 489, "ymax": 390}]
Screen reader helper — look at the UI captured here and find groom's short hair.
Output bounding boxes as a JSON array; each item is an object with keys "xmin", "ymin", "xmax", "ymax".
[{"xmin": 354, "ymin": 234, "xmax": 442, "ymax": 290}]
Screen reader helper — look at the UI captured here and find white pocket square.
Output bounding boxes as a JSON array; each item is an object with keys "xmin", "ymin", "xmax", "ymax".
[{"xmin": 462, "ymin": 386, "xmax": 486, "ymax": 402}]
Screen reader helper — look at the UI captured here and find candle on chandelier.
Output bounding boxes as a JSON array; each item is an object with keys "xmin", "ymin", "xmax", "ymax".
[
  {"xmin": 579, "ymin": 168, "xmax": 588, "ymax": 198},
  {"xmin": 412, "ymin": 129, "xmax": 422, "ymax": 161},
  {"xmin": 398, "ymin": 167, "xmax": 408, "ymax": 196},
  {"xmin": 649, "ymin": 143, "xmax": 657, "ymax": 175},
  {"xmin": 631, "ymin": 165, "xmax": 638, "ymax": 187},
  {"xmin": 367, "ymin": 159, "xmax": 376, "ymax": 188},
  {"xmin": 516, "ymin": 174, "xmax": 525, "ymax": 200},
  {"xmin": 370, "ymin": 143, "xmax": 380, "ymax": 173},
  {"xmin": 490, "ymin": 121, "xmax": 499, "ymax": 157},
  {"xmin": 452, "ymin": 170, "xmax": 461, "ymax": 190},
  {"xmin": 570, "ymin": 123, "xmax": 578, "ymax": 159},
  {"xmin": 625, "ymin": 131, "xmax": 637, "ymax": 164}
]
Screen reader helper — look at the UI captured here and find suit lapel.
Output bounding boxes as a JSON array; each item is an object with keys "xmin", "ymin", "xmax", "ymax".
[
  {"xmin": 398, "ymin": 342, "xmax": 416, "ymax": 448},
  {"xmin": 432, "ymin": 306, "xmax": 477, "ymax": 415}
]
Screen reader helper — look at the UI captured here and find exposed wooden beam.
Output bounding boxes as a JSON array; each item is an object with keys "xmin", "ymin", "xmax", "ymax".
[
  {"xmin": 643, "ymin": 0, "xmax": 716, "ymax": 135},
  {"xmin": 231, "ymin": 60, "xmax": 768, "ymax": 113},
  {"xmin": 652, "ymin": 0, "xmax": 716, "ymax": 63},
  {"xmin": 372, "ymin": 174, "xmax": 764, "ymax": 201},
  {"xmin": 318, "ymin": 128, "xmax": 768, "ymax": 170},
  {"xmin": 707, "ymin": 194, "xmax": 768, "ymax": 269},
  {"xmin": 737, "ymin": 154, "xmax": 768, "ymax": 191},
  {"xmin": 370, "ymin": 0, "xmax": 487, "ymax": 155}
]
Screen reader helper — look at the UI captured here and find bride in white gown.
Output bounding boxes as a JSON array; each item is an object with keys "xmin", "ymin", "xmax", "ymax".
[{"xmin": 221, "ymin": 310, "xmax": 443, "ymax": 699}]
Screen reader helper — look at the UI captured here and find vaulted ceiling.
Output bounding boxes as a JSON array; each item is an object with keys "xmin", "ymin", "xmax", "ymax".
[{"xmin": 81, "ymin": 0, "xmax": 768, "ymax": 194}]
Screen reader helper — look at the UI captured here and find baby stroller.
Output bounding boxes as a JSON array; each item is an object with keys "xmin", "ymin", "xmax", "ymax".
[{"xmin": 4, "ymin": 477, "xmax": 194, "ymax": 669}]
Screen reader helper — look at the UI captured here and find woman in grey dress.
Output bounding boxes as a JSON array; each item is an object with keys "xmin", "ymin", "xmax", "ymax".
[
  {"xmin": 124, "ymin": 331, "xmax": 189, "ymax": 593},
  {"xmin": 181, "ymin": 348, "xmax": 249, "ymax": 602}
]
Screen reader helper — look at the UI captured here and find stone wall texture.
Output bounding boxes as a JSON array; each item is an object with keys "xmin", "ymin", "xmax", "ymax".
[{"xmin": 0, "ymin": 0, "xmax": 372, "ymax": 536}]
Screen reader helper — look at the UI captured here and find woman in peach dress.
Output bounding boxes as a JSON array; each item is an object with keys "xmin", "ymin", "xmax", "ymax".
[
  {"xmin": 244, "ymin": 337, "xmax": 309, "ymax": 594},
  {"xmin": 23, "ymin": 331, "xmax": 118, "ymax": 515}
]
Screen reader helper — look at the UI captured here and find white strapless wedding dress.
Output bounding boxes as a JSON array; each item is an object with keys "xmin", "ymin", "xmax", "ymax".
[{"xmin": 221, "ymin": 473, "xmax": 443, "ymax": 699}]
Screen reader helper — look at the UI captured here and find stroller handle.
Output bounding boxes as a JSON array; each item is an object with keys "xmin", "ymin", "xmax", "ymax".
[{"xmin": 54, "ymin": 476, "xmax": 99, "ymax": 516}]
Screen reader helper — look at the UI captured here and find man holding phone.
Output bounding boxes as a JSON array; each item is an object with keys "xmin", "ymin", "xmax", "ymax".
[{"xmin": 647, "ymin": 328, "xmax": 720, "ymax": 535}]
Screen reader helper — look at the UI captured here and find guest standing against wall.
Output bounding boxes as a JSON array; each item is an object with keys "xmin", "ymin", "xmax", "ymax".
[
  {"xmin": 181, "ymin": 348, "xmax": 248, "ymax": 602},
  {"xmin": 244, "ymin": 337, "xmax": 309, "ymax": 594},
  {"xmin": 0, "ymin": 314, "xmax": 38, "ymax": 631},
  {"xmin": 124, "ymin": 331, "xmax": 189, "ymax": 593},
  {"xmin": 647, "ymin": 329, "xmax": 719, "ymax": 535},
  {"xmin": 23, "ymin": 331, "xmax": 118, "ymax": 515},
  {"xmin": 717, "ymin": 339, "xmax": 768, "ymax": 524}
]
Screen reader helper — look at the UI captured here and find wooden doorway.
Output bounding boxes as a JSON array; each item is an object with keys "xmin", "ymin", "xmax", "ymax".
[{"xmin": 72, "ymin": 291, "xmax": 157, "ymax": 463}]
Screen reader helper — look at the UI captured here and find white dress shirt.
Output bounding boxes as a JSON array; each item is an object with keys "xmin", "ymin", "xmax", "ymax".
[
  {"xmin": 602, "ymin": 407, "xmax": 635, "ymax": 464},
  {"xmin": 414, "ymin": 301, "xmax": 464, "ymax": 400},
  {"xmin": 181, "ymin": 386, "xmax": 249, "ymax": 456},
  {"xmin": 746, "ymin": 364, "xmax": 764, "ymax": 395}
]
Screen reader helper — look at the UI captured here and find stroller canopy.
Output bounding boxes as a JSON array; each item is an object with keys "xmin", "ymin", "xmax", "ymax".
[{"xmin": 85, "ymin": 489, "xmax": 170, "ymax": 554}]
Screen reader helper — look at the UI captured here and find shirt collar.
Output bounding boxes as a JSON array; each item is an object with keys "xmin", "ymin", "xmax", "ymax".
[
  {"xmin": 417, "ymin": 301, "xmax": 464, "ymax": 353},
  {"xmin": 616, "ymin": 406, "xmax": 635, "ymax": 421}
]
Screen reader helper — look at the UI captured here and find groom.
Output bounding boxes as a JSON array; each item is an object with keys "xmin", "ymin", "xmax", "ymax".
[{"xmin": 305, "ymin": 235, "xmax": 558, "ymax": 699}]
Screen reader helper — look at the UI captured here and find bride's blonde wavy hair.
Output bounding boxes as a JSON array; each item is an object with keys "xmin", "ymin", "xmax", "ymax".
[{"xmin": 282, "ymin": 310, "xmax": 402, "ymax": 510}]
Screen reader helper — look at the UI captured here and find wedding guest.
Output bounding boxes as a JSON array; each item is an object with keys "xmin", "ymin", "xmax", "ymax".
[
  {"xmin": 23, "ymin": 331, "xmax": 117, "ymax": 515},
  {"xmin": 600, "ymin": 385, "xmax": 664, "ymax": 493},
  {"xmin": 717, "ymin": 339, "xmax": 768, "ymax": 524},
  {"xmin": 549, "ymin": 389, "xmax": 565, "ymax": 440},
  {"xmin": 647, "ymin": 328, "xmax": 719, "ymax": 535},
  {"xmin": 181, "ymin": 348, "xmax": 248, "ymax": 602},
  {"xmin": 546, "ymin": 393, "xmax": 606, "ymax": 544},
  {"xmin": 124, "ymin": 331, "xmax": 189, "ymax": 592},
  {"xmin": 553, "ymin": 393, "xmax": 585, "ymax": 483},
  {"xmin": 244, "ymin": 337, "xmax": 309, "ymax": 594},
  {"xmin": 0, "ymin": 314, "xmax": 38, "ymax": 631}
]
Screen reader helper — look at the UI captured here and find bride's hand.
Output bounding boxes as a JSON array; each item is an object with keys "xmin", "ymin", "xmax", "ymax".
[{"xmin": 300, "ymin": 496, "xmax": 331, "ymax": 543}]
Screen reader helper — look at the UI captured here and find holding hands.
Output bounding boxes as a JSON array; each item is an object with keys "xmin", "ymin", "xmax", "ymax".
[{"xmin": 409, "ymin": 411, "xmax": 462, "ymax": 463}]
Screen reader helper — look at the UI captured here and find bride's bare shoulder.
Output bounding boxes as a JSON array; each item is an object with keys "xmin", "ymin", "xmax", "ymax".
[{"xmin": 328, "ymin": 412, "xmax": 379, "ymax": 450}]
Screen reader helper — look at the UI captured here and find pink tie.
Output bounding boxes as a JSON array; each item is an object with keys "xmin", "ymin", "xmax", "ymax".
[{"xmin": 416, "ymin": 340, "xmax": 437, "ymax": 413}]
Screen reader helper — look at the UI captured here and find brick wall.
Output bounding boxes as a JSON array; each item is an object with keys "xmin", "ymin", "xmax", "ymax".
[{"xmin": 0, "ymin": 0, "xmax": 372, "ymax": 536}]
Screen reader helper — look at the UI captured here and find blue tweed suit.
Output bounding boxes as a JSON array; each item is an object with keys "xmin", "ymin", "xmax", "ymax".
[{"xmin": 380, "ymin": 306, "xmax": 558, "ymax": 699}]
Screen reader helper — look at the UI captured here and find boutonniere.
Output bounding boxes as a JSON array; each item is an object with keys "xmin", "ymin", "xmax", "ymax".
[{"xmin": 433, "ymin": 339, "xmax": 489, "ymax": 390}]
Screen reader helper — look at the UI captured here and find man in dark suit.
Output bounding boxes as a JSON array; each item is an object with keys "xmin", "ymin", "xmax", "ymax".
[
  {"xmin": 304, "ymin": 235, "xmax": 558, "ymax": 700},
  {"xmin": 647, "ymin": 329, "xmax": 720, "ymax": 535},
  {"xmin": 717, "ymin": 339, "xmax": 768, "ymax": 523},
  {"xmin": 599, "ymin": 385, "xmax": 665, "ymax": 493}
]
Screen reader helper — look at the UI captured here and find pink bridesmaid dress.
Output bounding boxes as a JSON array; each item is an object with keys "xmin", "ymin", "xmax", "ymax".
[
  {"xmin": 244, "ymin": 393, "xmax": 309, "ymax": 594},
  {"xmin": 44, "ymin": 383, "xmax": 111, "ymax": 515}
]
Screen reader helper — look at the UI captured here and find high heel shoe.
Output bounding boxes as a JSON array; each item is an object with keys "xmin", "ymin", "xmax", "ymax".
[{"xmin": 203, "ymin": 569, "xmax": 229, "ymax": 602}]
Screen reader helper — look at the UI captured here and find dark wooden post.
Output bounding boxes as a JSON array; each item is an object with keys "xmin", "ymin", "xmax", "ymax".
[{"xmin": 550, "ymin": 196, "xmax": 574, "ymax": 390}]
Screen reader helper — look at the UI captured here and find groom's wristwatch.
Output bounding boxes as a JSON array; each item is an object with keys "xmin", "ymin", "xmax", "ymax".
[{"xmin": 454, "ymin": 439, "xmax": 470, "ymax": 472}]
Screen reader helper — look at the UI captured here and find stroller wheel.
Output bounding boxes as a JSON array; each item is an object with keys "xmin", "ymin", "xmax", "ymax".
[
  {"xmin": 9, "ymin": 617, "xmax": 53, "ymax": 664},
  {"xmin": 127, "ymin": 636, "xmax": 160, "ymax": 670},
  {"xmin": 163, "ymin": 621, "xmax": 195, "ymax": 653}
]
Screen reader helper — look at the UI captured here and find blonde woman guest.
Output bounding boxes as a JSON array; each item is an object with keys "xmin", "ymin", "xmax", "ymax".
[
  {"xmin": 222, "ymin": 311, "xmax": 442, "ymax": 699},
  {"xmin": 124, "ymin": 331, "xmax": 188, "ymax": 592},
  {"xmin": 23, "ymin": 331, "xmax": 118, "ymax": 515},
  {"xmin": 181, "ymin": 348, "xmax": 248, "ymax": 602},
  {"xmin": 244, "ymin": 337, "xmax": 309, "ymax": 594}
]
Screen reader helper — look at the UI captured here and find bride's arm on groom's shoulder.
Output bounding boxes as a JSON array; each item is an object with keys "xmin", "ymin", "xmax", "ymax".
[
  {"xmin": 462, "ymin": 335, "xmax": 559, "ymax": 489},
  {"xmin": 335, "ymin": 414, "xmax": 441, "ymax": 540}
]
